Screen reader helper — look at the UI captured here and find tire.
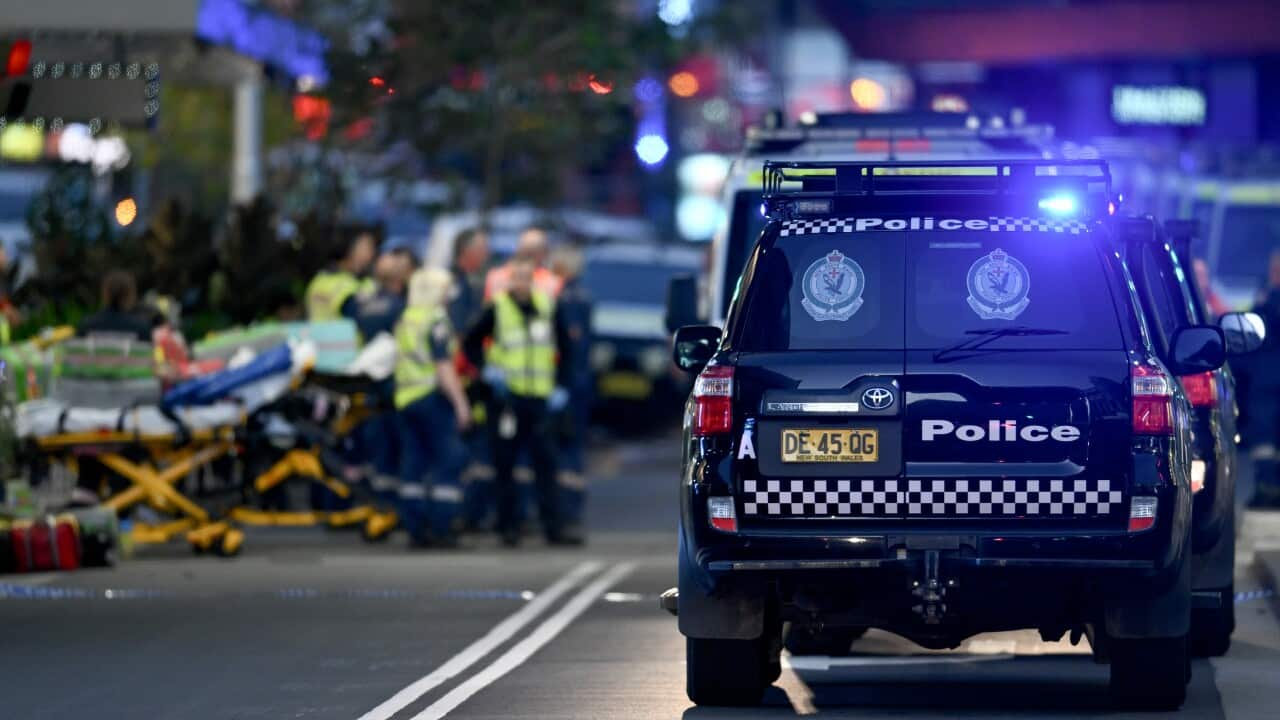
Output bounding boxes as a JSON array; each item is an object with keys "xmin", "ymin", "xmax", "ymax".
[
  {"xmin": 784, "ymin": 625, "xmax": 868, "ymax": 656},
  {"xmin": 1190, "ymin": 585, "xmax": 1235, "ymax": 657},
  {"xmin": 1109, "ymin": 635, "xmax": 1189, "ymax": 711},
  {"xmin": 686, "ymin": 636, "xmax": 769, "ymax": 707}
]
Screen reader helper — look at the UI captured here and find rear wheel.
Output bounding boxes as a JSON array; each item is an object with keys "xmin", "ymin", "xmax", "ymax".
[
  {"xmin": 784, "ymin": 625, "xmax": 868, "ymax": 656},
  {"xmin": 686, "ymin": 635, "xmax": 772, "ymax": 707},
  {"xmin": 1190, "ymin": 584, "xmax": 1235, "ymax": 657},
  {"xmin": 1109, "ymin": 635, "xmax": 1188, "ymax": 711}
]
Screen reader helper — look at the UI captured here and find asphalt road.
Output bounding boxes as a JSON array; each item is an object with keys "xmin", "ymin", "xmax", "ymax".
[{"xmin": 4, "ymin": 434, "xmax": 1280, "ymax": 719}]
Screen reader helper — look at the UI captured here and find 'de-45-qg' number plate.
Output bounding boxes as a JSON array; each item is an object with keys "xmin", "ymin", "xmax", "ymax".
[{"xmin": 781, "ymin": 428, "xmax": 878, "ymax": 463}]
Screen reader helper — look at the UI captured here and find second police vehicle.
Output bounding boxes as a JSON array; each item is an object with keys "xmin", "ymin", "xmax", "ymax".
[{"xmin": 664, "ymin": 159, "xmax": 1265, "ymax": 710}]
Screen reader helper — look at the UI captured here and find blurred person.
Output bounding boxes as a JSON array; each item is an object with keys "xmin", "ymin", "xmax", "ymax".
[
  {"xmin": 447, "ymin": 228, "xmax": 490, "ymax": 334},
  {"xmin": 351, "ymin": 252, "xmax": 412, "ymax": 536},
  {"xmin": 1193, "ymin": 258, "xmax": 1230, "ymax": 319},
  {"xmin": 305, "ymin": 227, "xmax": 378, "ymax": 321},
  {"xmin": 1247, "ymin": 250, "xmax": 1280, "ymax": 507},
  {"xmin": 548, "ymin": 242, "xmax": 593, "ymax": 530},
  {"xmin": 483, "ymin": 225, "xmax": 563, "ymax": 300},
  {"xmin": 0, "ymin": 246, "xmax": 19, "ymax": 343},
  {"xmin": 464, "ymin": 256, "xmax": 581, "ymax": 547},
  {"xmin": 393, "ymin": 267, "xmax": 472, "ymax": 547},
  {"xmin": 77, "ymin": 270, "xmax": 153, "ymax": 341}
]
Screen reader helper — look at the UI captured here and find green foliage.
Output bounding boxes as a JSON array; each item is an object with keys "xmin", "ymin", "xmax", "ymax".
[
  {"xmin": 320, "ymin": 0, "xmax": 737, "ymax": 209},
  {"xmin": 18, "ymin": 168, "xmax": 117, "ymax": 315}
]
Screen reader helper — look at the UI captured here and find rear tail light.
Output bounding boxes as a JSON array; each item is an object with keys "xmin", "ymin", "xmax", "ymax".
[
  {"xmin": 1128, "ymin": 496, "xmax": 1158, "ymax": 533},
  {"xmin": 707, "ymin": 496, "xmax": 737, "ymax": 533},
  {"xmin": 1132, "ymin": 363, "xmax": 1174, "ymax": 436},
  {"xmin": 1180, "ymin": 371, "xmax": 1217, "ymax": 408},
  {"xmin": 691, "ymin": 365, "xmax": 734, "ymax": 437}
]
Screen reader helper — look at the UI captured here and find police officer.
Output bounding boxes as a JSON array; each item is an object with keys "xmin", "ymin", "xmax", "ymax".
[
  {"xmin": 1248, "ymin": 250, "xmax": 1280, "ymax": 507},
  {"xmin": 394, "ymin": 267, "xmax": 472, "ymax": 547},
  {"xmin": 447, "ymin": 228, "xmax": 490, "ymax": 335},
  {"xmin": 549, "ymin": 243, "xmax": 592, "ymax": 532},
  {"xmin": 353, "ymin": 252, "xmax": 412, "ymax": 538},
  {"xmin": 306, "ymin": 227, "xmax": 378, "ymax": 321},
  {"xmin": 464, "ymin": 256, "xmax": 580, "ymax": 547}
]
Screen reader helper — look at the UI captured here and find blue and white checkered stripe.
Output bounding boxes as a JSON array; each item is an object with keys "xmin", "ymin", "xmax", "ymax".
[
  {"xmin": 779, "ymin": 217, "xmax": 1090, "ymax": 236},
  {"xmin": 778, "ymin": 218, "xmax": 856, "ymax": 236},
  {"xmin": 987, "ymin": 217, "xmax": 1088, "ymax": 234}
]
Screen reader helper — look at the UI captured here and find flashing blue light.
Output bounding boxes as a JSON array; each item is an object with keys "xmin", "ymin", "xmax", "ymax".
[
  {"xmin": 1038, "ymin": 194, "xmax": 1078, "ymax": 215},
  {"xmin": 635, "ymin": 134, "xmax": 669, "ymax": 166},
  {"xmin": 759, "ymin": 202, "xmax": 767, "ymax": 218}
]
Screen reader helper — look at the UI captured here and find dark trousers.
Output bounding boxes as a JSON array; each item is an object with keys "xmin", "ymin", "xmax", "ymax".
[
  {"xmin": 399, "ymin": 392, "xmax": 468, "ymax": 540},
  {"xmin": 490, "ymin": 395, "xmax": 561, "ymax": 539},
  {"xmin": 556, "ymin": 383, "xmax": 591, "ymax": 527}
]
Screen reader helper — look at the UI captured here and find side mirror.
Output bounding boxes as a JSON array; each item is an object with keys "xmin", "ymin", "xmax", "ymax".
[
  {"xmin": 1219, "ymin": 311, "xmax": 1266, "ymax": 355},
  {"xmin": 665, "ymin": 275, "xmax": 700, "ymax": 334},
  {"xmin": 1167, "ymin": 325, "xmax": 1225, "ymax": 375},
  {"xmin": 672, "ymin": 325, "xmax": 721, "ymax": 374}
]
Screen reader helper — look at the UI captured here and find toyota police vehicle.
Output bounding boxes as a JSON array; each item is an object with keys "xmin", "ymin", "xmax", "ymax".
[{"xmin": 663, "ymin": 159, "xmax": 1264, "ymax": 710}]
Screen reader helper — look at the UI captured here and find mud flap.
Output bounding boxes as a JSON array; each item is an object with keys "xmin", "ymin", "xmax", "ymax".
[
  {"xmin": 1105, "ymin": 544, "xmax": 1191, "ymax": 640},
  {"xmin": 1192, "ymin": 506, "xmax": 1235, "ymax": 592},
  {"xmin": 676, "ymin": 534, "xmax": 764, "ymax": 640}
]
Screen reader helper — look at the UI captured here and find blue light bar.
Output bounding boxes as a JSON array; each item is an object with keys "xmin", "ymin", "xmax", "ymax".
[{"xmin": 1038, "ymin": 194, "xmax": 1078, "ymax": 215}]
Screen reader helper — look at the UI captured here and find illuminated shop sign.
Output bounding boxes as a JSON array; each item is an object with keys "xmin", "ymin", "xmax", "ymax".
[{"xmin": 1111, "ymin": 85, "xmax": 1205, "ymax": 126}]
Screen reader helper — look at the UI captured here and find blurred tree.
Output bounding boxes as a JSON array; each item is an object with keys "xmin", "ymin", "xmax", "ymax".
[
  {"xmin": 321, "ymin": 0, "xmax": 747, "ymax": 210},
  {"xmin": 15, "ymin": 168, "xmax": 119, "ymax": 332}
]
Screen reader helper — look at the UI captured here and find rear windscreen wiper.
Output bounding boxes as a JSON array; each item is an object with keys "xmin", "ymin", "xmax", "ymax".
[{"xmin": 932, "ymin": 326, "xmax": 1068, "ymax": 363}]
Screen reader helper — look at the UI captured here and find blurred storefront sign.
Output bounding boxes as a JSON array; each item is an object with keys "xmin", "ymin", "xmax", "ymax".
[{"xmin": 1112, "ymin": 85, "xmax": 1206, "ymax": 126}]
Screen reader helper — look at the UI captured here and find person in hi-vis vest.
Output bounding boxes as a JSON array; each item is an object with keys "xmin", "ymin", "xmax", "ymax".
[
  {"xmin": 464, "ymin": 256, "xmax": 581, "ymax": 547},
  {"xmin": 393, "ymin": 267, "xmax": 472, "ymax": 548},
  {"xmin": 305, "ymin": 227, "xmax": 378, "ymax": 322}
]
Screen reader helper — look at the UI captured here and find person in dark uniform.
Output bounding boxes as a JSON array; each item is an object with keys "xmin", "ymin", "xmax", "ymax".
[
  {"xmin": 549, "ymin": 242, "xmax": 593, "ymax": 531},
  {"xmin": 1248, "ymin": 250, "xmax": 1280, "ymax": 507},
  {"xmin": 351, "ymin": 252, "xmax": 412, "ymax": 535},
  {"xmin": 463, "ymin": 256, "xmax": 580, "ymax": 547},
  {"xmin": 447, "ymin": 227, "xmax": 490, "ymax": 334},
  {"xmin": 77, "ymin": 271, "xmax": 154, "ymax": 341}
]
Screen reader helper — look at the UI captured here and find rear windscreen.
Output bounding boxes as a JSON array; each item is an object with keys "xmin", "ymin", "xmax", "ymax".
[{"xmin": 733, "ymin": 220, "xmax": 1124, "ymax": 351}]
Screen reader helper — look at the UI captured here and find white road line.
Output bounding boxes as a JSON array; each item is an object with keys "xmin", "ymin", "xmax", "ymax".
[
  {"xmin": 356, "ymin": 560, "xmax": 602, "ymax": 720},
  {"xmin": 409, "ymin": 562, "xmax": 637, "ymax": 720}
]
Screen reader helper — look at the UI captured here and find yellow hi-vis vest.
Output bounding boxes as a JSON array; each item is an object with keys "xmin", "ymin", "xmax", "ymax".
[
  {"xmin": 305, "ymin": 271, "xmax": 361, "ymax": 321},
  {"xmin": 394, "ymin": 305, "xmax": 450, "ymax": 409},
  {"xmin": 490, "ymin": 290, "xmax": 555, "ymax": 398}
]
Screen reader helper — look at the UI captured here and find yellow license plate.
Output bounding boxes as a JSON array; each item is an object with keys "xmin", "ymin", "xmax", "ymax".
[
  {"xmin": 781, "ymin": 428, "xmax": 878, "ymax": 463},
  {"xmin": 599, "ymin": 372, "xmax": 652, "ymax": 400}
]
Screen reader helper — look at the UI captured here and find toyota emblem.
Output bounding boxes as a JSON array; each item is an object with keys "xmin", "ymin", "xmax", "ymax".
[{"xmin": 862, "ymin": 386, "xmax": 894, "ymax": 411}]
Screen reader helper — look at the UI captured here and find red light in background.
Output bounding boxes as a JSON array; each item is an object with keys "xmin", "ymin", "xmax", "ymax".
[
  {"xmin": 344, "ymin": 116, "xmax": 374, "ymax": 141},
  {"xmin": 5, "ymin": 39, "xmax": 31, "ymax": 77},
  {"xmin": 369, "ymin": 76, "xmax": 385, "ymax": 87},
  {"xmin": 587, "ymin": 74, "xmax": 613, "ymax": 95}
]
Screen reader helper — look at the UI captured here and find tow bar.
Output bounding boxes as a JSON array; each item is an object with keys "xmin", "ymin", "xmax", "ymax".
[{"xmin": 909, "ymin": 549, "xmax": 959, "ymax": 624}]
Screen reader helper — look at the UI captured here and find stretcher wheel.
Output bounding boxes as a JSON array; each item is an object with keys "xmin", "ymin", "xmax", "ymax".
[
  {"xmin": 362, "ymin": 512, "xmax": 398, "ymax": 542},
  {"xmin": 217, "ymin": 529, "xmax": 245, "ymax": 557}
]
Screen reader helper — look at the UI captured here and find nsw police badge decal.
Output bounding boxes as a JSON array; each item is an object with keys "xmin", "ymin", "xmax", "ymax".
[
  {"xmin": 966, "ymin": 248, "xmax": 1030, "ymax": 321},
  {"xmin": 801, "ymin": 249, "xmax": 866, "ymax": 322}
]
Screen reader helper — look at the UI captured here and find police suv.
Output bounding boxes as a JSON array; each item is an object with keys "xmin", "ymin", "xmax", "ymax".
[{"xmin": 665, "ymin": 160, "xmax": 1262, "ymax": 710}]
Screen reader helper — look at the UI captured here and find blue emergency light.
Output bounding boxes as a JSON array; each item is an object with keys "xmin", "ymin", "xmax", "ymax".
[
  {"xmin": 1038, "ymin": 194, "xmax": 1078, "ymax": 215},
  {"xmin": 759, "ymin": 159, "xmax": 1113, "ymax": 221}
]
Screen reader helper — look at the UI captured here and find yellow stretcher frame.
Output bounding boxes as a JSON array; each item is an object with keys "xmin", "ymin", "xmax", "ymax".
[
  {"xmin": 28, "ymin": 372, "xmax": 389, "ymax": 554},
  {"xmin": 35, "ymin": 426, "xmax": 247, "ymax": 556}
]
